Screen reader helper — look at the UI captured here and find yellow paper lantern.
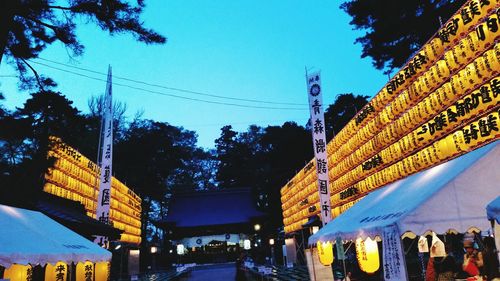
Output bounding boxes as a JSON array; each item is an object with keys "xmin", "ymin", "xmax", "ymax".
[
  {"xmin": 445, "ymin": 14, "xmax": 465, "ymax": 44},
  {"xmin": 356, "ymin": 237, "xmax": 380, "ymax": 274},
  {"xmin": 450, "ymin": 72, "xmax": 466, "ymax": 94},
  {"xmin": 415, "ymin": 76, "xmax": 431, "ymax": 99},
  {"xmin": 481, "ymin": 49, "xmax": 499, "ymax": 76},
  {"xmin": 444, "ymin": 49, "xmax": 461, "ymax": 73},
  {"xmin": 317, "ymin": 241, "xmax": 334, "ymax": 266},
  {"xmin": 45, "ymin": 262, "xmax": 68, "ymax": 281},
  {"xmin": 429, "ymin": 38, "xmax": 444, "ymax": 61},
  {"xmin": 461, "ymin": 0, "xmax": 488, "ymax": 30},
  {"xmin": 453, "ymin": 37, "xmax": 475, "ymax": 67},
  {"xmin": 3, "ymin": 264, "xmax": 32, "ymax": 281},
  {"xmin": 76, "ymin": 261, "xmax": 94, "ymax": 281},
  {"xmin": 474, "ymin": 15, "xmax": 499, "ymax": 51}
]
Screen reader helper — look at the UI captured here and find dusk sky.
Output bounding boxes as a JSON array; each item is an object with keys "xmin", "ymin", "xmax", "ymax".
[{"xmin": 0, "ymin": 0, "xmax": 388, "ymax": 149}]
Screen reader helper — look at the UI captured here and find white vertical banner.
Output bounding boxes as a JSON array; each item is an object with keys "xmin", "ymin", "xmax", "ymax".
[
  {"xmin": 94, "ymin": 66, "xmax": 113, "ymax": 247},
  {"xmin": 382, "ymin": 225, "xmax": 408, "ymax": 281},
  {"xmin": 306, "ymin": 71, "xmax": 332, "ymax": 225}
]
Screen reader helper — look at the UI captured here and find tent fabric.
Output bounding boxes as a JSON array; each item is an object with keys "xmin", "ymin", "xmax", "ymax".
[
  {"xmin": 486, "ymin": 196, "xmax": 500, "ymax": 223},
  {"xmin": 0, "ymin": 204, "xmax": 111, "ymax": 267},
  {"xmin": 37, "ymin": 193, "xmax": 122, "ymax": 239},
  {"xmin": 309, "ymin": 140, "xmax": 500, "ymax": 245}
]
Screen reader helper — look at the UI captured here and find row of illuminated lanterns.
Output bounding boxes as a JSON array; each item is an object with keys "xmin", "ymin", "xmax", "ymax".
[
  {"xmin": 283, "ymin": 109, "xmax": 500, "ymax": 231},
  {"xmin": 47, "ymin": 153, "xmax": 142, "ymax": 214},
  {"xmin": 282, "ymin": 3, "xmax": 499, "ymax": 232},
  {"xmin": 3, "ymin": 261, "xmax": 109, "ymax": 281},
  {"xmin": 282, "ymin": 73, "xmax": 499, "ymax": 216},
  {"xmin": 120, "ymin": 233, "xmax": 141, "ymax": 245},
  {"xmin": 281, "ymin": 17, "xmax": 500, "ymax": 210},
  {"xmin": 49, "ymin": 148, "xmax": 141, "ymax": 206},
  {"xmin": 282, "ymin": 12, "xmax": 500, "ymax": 201},
  {"xmin": 282, "ymin": 45, "xmax": 500, "ymax": 214},
  {"xmin": 284, "ymin": 198, "xmax": 362, "ymax": 233},
  {"xmin": 46, "ymin": 138, "xmax": 142, "ymax": 244},
  {"xmin": 44, "ymin": 170, "xmax": 141, "ymax": 222},
  {"xmin": 44, "ymin": 182, "xmax": 141, "ymax": 230},
  {"xmin": 48, "ymin": 137, "xmax": 141, "ymax": 204},
  {"xmin": 322, "ymin": 0, "xmax": 500, "ymax": 161},
  {"xmin": 316, "ymin": 238, "xmax": 380, "ymax": 274},
  {"xmin": 281, "ymin": 1, "xmax": 499, "ymax": 200}
]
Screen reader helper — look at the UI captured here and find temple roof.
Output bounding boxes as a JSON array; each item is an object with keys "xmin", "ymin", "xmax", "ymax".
[{"xmin": 164, "ymin": 187, "xmax": 265, "ymax": 228}]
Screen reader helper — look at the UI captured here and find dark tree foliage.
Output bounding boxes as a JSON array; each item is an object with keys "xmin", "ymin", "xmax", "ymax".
[
  {"xmin": 214, "ymin": 94, "xmax": 370, "ymax": 230},
  {"xmin": 324, "ymin": 93, "xmax": 369, "ymax": 142},
  {"xmin": 341, "ymin": 0, "xmax": 466, "ymax": 73},
  {"xmin": 114, "ymin": 119, "xmax": 199, "ymax": 201},
  {"xmin": 258, "ymin": 122, "xmax": 313, "ymax": 228},
  {"xmin": 17, "ymin": 90, "xmax": 87, "ymax": 147},
  {"xmin": 213, "ymin": 122, "xmax": 313, "ymax": 230},
  {"xmin": 112, "ymin": 119, "xmax": 204, "ymax": 269},
  {"xmin": 0, "ymin": 0, "xmax": 166, "ymax": 89},
  {"xmin": 0, "ymin": 111, "xmax": 32, "ymax": 166},
  {"xmin": 0, "ymin": 90, "xmax": 85, "ymax": 205},
  {"xmin": 214, "ymin": 125, "xmax": 240, "ymax": 188}
]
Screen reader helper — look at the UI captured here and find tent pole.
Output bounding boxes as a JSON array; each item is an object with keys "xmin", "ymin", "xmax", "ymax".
[
  {"xmin": 398, "ymin": 236, "xmax": 410, "ymax": 281},
  {"xmin": 342, "ymin": 241, "xmax": 353, "ymax": 280},
  {"xmin": 310, "ymin": 243, "xmax": 317, "ymax": 281},
  {"xmin": 342, "ymin": 258, "xmax": 346, "ymax": 280}
]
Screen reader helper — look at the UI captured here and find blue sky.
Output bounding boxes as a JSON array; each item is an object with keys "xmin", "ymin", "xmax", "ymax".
[{"xmin": 0, "ymin": 0, "xmax": 388, "ymax": 149}]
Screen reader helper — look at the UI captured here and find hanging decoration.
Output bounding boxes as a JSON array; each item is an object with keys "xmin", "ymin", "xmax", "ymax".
[
  {"xmin": 418, "ymin": 236, "xmax": 429, "ymax": 253},
  {"xmin": 45, "ymin": 262, "xmax": 68, "ymax": 281},
  {"xmin": 355, "ymin": 237, "xmax": 380, "ymax": 274},
  {"xmin": 317, "ymin": 241, "xmax": 334, "ymax": 266},
  {"xmin": 382, "ymin": 225, "xmax": 408, "ymax": 280},
  {"xmin": 430, "ymin": 232, "xmax": 446, "ymax": 258},
  {"xmin": 3, "ymin": 264, "xmax": 33, "ymax": 281},
  {"xmin": 76, "ymin": 261, "xmax": 94, "ymax": 281}
]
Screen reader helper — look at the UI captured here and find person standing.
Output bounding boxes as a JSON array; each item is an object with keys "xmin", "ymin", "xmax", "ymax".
[
  {"xmin": 462, "ymin": 240, "xmax": 484, "ymax": 280},
  {"xmin": 482, "ymin": 237, "xmax": 499, "ymax": 281}
]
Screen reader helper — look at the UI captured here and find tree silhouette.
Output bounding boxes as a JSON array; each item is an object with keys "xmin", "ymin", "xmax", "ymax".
[
  {"xmin": 0, "ymin": 0, "xmax": 166, "ymax": 89},
  {"xmin": 341, "ymin": 0, "xmax": 466, "ymax": 74},
  {"xmin": 324, "ymin": 93, "xmax": 369, "ymax": 142},
  {"xmin": 215, "ymin": 125, "xmax": 239, "ymax": 188},
  {"xmin": 0, "ymin": 90, "xmax": 85, "ymax": 205}
]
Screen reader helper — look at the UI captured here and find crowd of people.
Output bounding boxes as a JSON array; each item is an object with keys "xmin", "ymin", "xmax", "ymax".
[{"xmin": 426, "ymin": 237, "xmax": 499, "ymax": 281}]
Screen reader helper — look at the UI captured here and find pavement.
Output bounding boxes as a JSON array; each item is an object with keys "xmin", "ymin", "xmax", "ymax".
[
  {"xmin": 178, "ymin": 262, "xmax": 241, "ymax": 281},
  {"xmin": 117, "ymin": 263, "xmax": 310, "ymax": 281}
]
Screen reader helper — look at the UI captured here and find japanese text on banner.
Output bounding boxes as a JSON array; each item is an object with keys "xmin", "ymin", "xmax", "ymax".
[
  {"xmin": 306, "ymin": 71, "xmax": 332, "ymax": 225},
  {"xmin": 94, "ymin": 66, "xmax": 113, "ymax": 247}
]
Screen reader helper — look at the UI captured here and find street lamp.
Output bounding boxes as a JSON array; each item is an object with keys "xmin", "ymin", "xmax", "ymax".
[
  {"xmin": 269, "ymin": 238, "xmax": 275, "ymax": 265},
  {"xmin": 150, "ymin": 246, "xmax": 159, "ymax": 271},
  {"xmin": 150, "ymin": 246, "xmax": 158, "ymax": 254},
  {"xmin": 312, "ymin": 226, "xmax": 319, "ymax": 234},
  {"xmin": 254, "ymin": 224, "xmax": 261, "ymax": 231}
]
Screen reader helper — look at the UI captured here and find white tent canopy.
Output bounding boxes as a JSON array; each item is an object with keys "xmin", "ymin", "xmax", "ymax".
[
  {"xmin": 310, "ymin": 140, "xmax": 500, "ymax": 245},
  {"xmin": 0, "ymin": 204, "xmax": 111, "ymax": 267}
]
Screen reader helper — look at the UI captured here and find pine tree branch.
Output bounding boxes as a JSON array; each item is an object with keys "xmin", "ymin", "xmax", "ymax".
[
  {"xmin": 46, "ymin": 5, "xmax": 74, "ymax": 11},
  {"xmin": 20, "ymin": 58, "xmax": 45, "ymax": 91},
  {"xmin": 26, "ymin": 17, "xmax": 60, "ymax": 33}
]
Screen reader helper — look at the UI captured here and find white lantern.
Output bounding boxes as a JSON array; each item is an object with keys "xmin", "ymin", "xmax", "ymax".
[{"xmin": 177, "ymin": 244, "xmax": 185, "ymax": 255}]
